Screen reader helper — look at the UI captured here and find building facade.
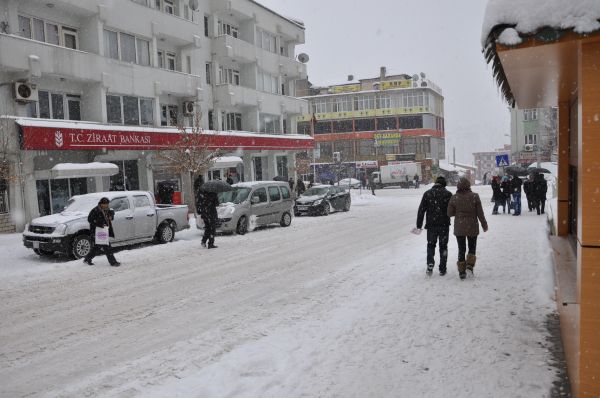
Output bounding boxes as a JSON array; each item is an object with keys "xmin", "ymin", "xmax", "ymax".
[
  {"xmin": 509, "ymin": 107, "xmax": 557, "ymax": 166},
  {"xmin": 0, "ymin": 0, "xmax": 312, "ymax": 231},
  {"xmin": 472, "ymin": 144, "xmax": 511, "ymax": 182},
  {"xmin": 297, "ymin": 68, "xmax": 445, "ymax": 174}
]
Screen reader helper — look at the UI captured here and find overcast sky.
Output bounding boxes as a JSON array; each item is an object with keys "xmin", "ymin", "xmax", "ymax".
[{"xmin": 257, "ymin": 0, "xmax": 510, "ymax": 164}]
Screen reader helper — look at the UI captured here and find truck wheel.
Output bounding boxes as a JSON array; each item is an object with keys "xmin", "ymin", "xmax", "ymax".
[
  {"xmin": 236, "ymin": 216, "xmax": 248, "ymax": 235},
  {"xmin": 280, "ymin": 212, "xmax": 292, "ymax": 227},
  {"xmin": 34, "ymin": 248, "xmax": 55, "ymax": 257},
  {"xmin": 71, "ymin": 235, "xmax": 93, "ymax": 259},
  {"xmin": 156, "ymin": 223, "xmax": 175, "ymax": 243}
]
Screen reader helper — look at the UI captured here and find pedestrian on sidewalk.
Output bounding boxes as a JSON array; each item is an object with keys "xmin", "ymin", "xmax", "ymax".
[
  {"xmin": 447, "ymin": 178, "xmax": 488, "ymax": 280},
  {"xmin": 511, "ymin": 175, "xmax": 523, "ymax": 216},
  {"xmin": 197, "ymin": 190, "xmax": 219, "ymax": 249},
  {"xmin": 368, "ymin": 173, "xmax": 376, "ymax": 196},
  {"xmin": 501, "ymin": 176, "xmax": 512, "ymax": 214},
  {"xmin": 532, "ymin": 173, "xmax": 548, "ymax": 215},
  {"xmin": 491, "ymin": 176, "xmax": 504, "ymax": 215},
  {"xmin": 523, "ymin": 175, "xmax": 534, "ymax": 212},
  {"xmin": 83, "ymin": 197, "xmax": 121, "ymax": 267},
  {"xmin": 414, "ymin": 173, "xmax": 420, "ymax": 189},
  {"xmin": 416, "ymin": 176, "xmax": 452, "ymax": 276}
]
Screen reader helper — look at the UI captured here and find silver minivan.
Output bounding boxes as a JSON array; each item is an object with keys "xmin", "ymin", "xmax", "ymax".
[{"xmin": 196, "ymin": 181, "xmax": 294, "ymax": 235}]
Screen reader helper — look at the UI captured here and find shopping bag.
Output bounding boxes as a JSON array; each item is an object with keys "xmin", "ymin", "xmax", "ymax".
[
  {"xmin": 95, "ymin": 226, "xmax": 110, "ymax": 246},
  {"xmin": 410, "ymin": 228, "xmax": 422, "ymax": 235}
]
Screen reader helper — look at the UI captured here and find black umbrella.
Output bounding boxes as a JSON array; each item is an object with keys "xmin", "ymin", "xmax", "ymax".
[
  {"xmin": 273, "ymin": 176, "xmax": 287, "ymax": 181},
  {"xmin": 200, "ymin": 180, "xmax": 234, "ymax": 193},
  {"xmin": 528, "ymin": 166, "xmax": 552, "ymax": 174},
  {"xmin": 505, "ymin": 165, "xmax": 529, "ymax": 176}
]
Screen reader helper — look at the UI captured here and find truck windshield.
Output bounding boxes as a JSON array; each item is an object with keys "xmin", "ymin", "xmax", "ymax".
[
  {"xmin": 63, "ymin": 196, "xmax": 101, "ymax": 213},
  {"xmin": 218, "ymin": 188, "xmax": 251, "ymax": 204}
]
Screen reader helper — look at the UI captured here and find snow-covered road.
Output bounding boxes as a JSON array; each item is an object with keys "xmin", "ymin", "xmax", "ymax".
[{"xmin": 0, "ymin": 186, "xmax": 559, "ymax": 397}]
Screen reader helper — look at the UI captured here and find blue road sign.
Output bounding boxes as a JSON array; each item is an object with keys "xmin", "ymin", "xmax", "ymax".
[{"xmin": 496, "ymin": 154, "xmax": 510, "ymax": 167}]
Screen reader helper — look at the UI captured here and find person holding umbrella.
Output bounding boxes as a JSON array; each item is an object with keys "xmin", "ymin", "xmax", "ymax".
[
  {"xmin": 533, "ymin": 173, "xmax": 548, "ymax": 215},
  {"xmin": 511, "ymin": 174, "xmax": 523, "ymax": 216},
  {"xmin": 197, "ymin": 180, "xmax": 232, "ymax": 249}
]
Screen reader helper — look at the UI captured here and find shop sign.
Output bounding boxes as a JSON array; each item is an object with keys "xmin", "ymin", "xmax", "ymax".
[
  {"xmin": 381, "ymin": 80, "xmax": 412, "ymax": 90},
  {"xmin": 329, "ymin": 84, "xmax": 361, "ymax": 94},
  {"xmin": 356, "ymin": 160, "xmax": 378, "ymax": 169},
  {"xmin": 375, "ymin": 132, "xmax": 401, "ymax": 147}
]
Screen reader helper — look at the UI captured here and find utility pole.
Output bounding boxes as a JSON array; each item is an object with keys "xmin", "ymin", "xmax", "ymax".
[{"xmin": 453, "ymin": 147, "xmax": 456, "ymax": 167}]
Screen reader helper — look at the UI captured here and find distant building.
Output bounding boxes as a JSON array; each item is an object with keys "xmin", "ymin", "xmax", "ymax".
[
  {"xmin": 297, "ymin": 67, "xmax": 446, "ymax": 170},
  {"xmin": 472, "ymin": 144, "xmax": 512, "ymax": 182},
  {"xmin": 509, "ymin": 107, "xmax": 557, "ymax": 166}
]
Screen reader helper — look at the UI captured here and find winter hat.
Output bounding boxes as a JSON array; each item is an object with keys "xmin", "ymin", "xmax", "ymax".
[
  {"xmin": 99, "ymin": 197, "xmax": 110, "ymax": 204},
  {"xmin": 457, "ymin": 177, "xmax": 471, "ymax": 192},
  {"xmin": 435, "ymin": 176, "xmax": 447, "ymax": 187}
]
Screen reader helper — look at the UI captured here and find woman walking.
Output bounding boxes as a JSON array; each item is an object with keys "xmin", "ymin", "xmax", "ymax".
[{"xmin": 447, "ymin": 178, "xmax": 488, "ymax": 280}]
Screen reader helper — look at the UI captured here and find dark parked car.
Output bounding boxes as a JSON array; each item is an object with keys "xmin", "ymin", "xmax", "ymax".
[{"xmin": 294, "ymin": 185, "xmax": 351, "ymax": 216}]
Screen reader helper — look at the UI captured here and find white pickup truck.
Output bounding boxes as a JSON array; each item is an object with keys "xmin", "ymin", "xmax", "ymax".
[{"xmin": 23, "ymin": 191, "xmax": 189, "ymax": 259}]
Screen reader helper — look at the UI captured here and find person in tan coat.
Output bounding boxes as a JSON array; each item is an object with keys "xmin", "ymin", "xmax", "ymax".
[{"xmin": 447, "ymin": 178, "xmax": 488, "ymax": 279}]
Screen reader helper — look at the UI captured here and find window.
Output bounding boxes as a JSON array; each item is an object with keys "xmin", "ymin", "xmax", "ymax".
[
  {"xmin": 36, "ymin": 178, "xmax": 88, "ymax": 216},
  {"xmin": 524, "ymin": 109, "xmax": 538, "ymax": 121},
  {"xmin": 32, "ymin": 18, "xmax": 45, "ymax": 41},
  {"xmin": 62, "ymin": 26, "xmax": 78, "ymax": 50},
  {"xmin": 158, "ymin": 51, "xmax": 177, "ymax": 71},
  {"xmin": 359, "ymin": 140, "xmax": 375, "ymax": 156},
  {"xmin": 37, "ymin": 91, "xmax": 81, "ymax": 120},
  {"xmin": 104, "ymin": 30, "xmax": 119, "ymax": 59},
  {"xmin": 50, "ymin": 92, "xmax": 64, "ymax": 119},
  {"xmin": 204, "ymin": 15, "xmax": 210, "ymax": 37},
  {"xmin": 355, "ymin": 118, "xmax": 375, "ymax": 132},
  {"xmin": 18, "ymin": 15, "xmax": 75, "ymax": 48},
  {"xmin": 208, "ymin": 110, "xmax": 214, "ymax": 130},
  {"xmin": 399, "ymin": 115, "xmax": 423, "ymax": 129},
  {"xmin": 256, "ymin": 28, "xmax": 277, "ymax": 53},
  {"xmin": 333, "ymin": 120, "xmax": 353, "ymax": 133},
  {"xmin": 280, "ymin": 186, "xmax": 291, "ymax": 199},
  {"xmin": 377, "ymin": 117, "xmax": 397, "ymax": 131},
  {"xmin": 314, "ymin": 121, "xmax": 332, "ymax": 135},
  {"xmin": 66, "ymin": 95, "xmax": 81, "ymax": 121},
  {"xmin": 46, "ymin": 23, "xmax": 59, "ymax": 45},
  {"xmin": 166, "ymin": 52, "xmax": 176, "ymax": 71},
  {"xmin": 313, "ymin": 99, "xmax": 327, "ymax": 114},
  {"xmin": 218, "ymin": 20, "xmax": 239, "ymax": 38},
  {"xmin": 268, "ymin": 186, "xmax": 281, "ymax": 202},
  {"xmin": 219, "ymin": 67, "xmax": 240, "ymax": 85},
  {"xmin": 120, "ymin": 33, "xmax": 136, "ymax": 63},
  {"xmin": 109, "ymin": 197, "xmax": 130, "ymax": 212},
  {"xmin": 186, "ymin": 56, "xmax": 192, "ymax": 74},
  {"xmin": 136, "ymin": 38, "xmax": 150, "ymax": 66},
  {"xmin": 276, "ymin": 156, "xmax": 288, "ymax": 179},
  {"xmin": 377, "ymin": 95, "xmax": 391, "ymax": 109},
  {"xmin": 205, "ymin": 62, "xmax": 212, "ymax": 84},
  {"xmin": 525, "ymin": 134, "xmax": 538, "ymax": 145},
  {"xmin": 134, "ymin": 195, "xmax": 151, "ymax": 208},
  {"xmin": 260, "ymin": 113, "xmax": 280, "ymax": 134},
  {"xmin": 110, "ymin": 160, "xmax": 139, "ymax": 191},
  {"xmin": 155, "ymin": 0, "xmax": 174, "ymax": 14},
  {"xmin": 333, "ymin": 96, "xmax": 352, "ymax": 113},
  {"xmin": 18, "ymin": 16, "xmax": 32, "ymax": 39},
  {"xmin": 252, "ymin": 188, "xmax": 268, "ymax": 203},
  {"xmin": 257, "ymin": 70, "xmax": 279, "ymax": 94},
  {"xmin": 106, "ymin": 95, "xmax": 153, "ymax": 126},
  {"xmin": 105, "ymin": 29, "xmax": 150, "ymax": 65},
  {"xmin": 222, "ymin": 112, "xmax": 242, "ymax": 131},
  {"xmin": 161, "ymin": 105, "xmax": 178, "ymax": 126}
]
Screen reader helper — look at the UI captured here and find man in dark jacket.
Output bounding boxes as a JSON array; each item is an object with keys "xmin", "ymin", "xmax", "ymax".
[
  {"xmin": 198, "ymin": 190, "xmax": 219, "ymax": 249},
  {"xmin": 523, "ymin": 176, "xmax": 533, "ymax": 212},
  {"xmin": 500, "ymin": 176, "xmax": 512, "ymax": 214},
  {"xmin": 491, "ymin": 177, "xmax": 504, "ymax": 214},
  {"xmin": 532, "ymin": 173, "xmax": 548, "ymax": 215},
  {"xmin": 416, "ymin": 176, "xmax": 453, "ymax": 276},
  {"xmin": 83, "ymin": 197, "xmax": 120, "ymax": 266},
  {"xmin": 511, "ymin": 175, "xmax": 523, "ymax": 216}
]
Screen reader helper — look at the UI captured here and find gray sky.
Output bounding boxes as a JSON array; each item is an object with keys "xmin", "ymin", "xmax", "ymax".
[{"xmin": 258, "ymin": 0, "xmax": 510, "ymax": 164}]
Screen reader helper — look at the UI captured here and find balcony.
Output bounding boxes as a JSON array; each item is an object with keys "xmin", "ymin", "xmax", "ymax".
[
  {"xmin": 0, "ymin": 34, "xmax": 201, "ymax": 98},
  {"xmin": 213, "ymin": 35, "xmax": 306, "ymax": 79},
  {"xmin": 214, "ymin": 84, "xmax": 308, "ymax": 115}
]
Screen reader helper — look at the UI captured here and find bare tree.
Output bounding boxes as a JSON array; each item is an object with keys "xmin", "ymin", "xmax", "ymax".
[{"xmin": 155, "ymin": 114, "xmax": 221, "ymax": 214}]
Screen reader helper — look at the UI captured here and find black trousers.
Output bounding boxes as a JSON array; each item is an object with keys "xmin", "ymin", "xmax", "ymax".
[
  {"xmin": 85, "ymin": 242, "xmax": 117, "ymax": 265},
  {"xmin": 427, "ymin": 226, "xmax": 449, "ymax": 270},
  {"xmin": 202, "ymin": 216, "xmax": 216, "ymax": 245},
  {"xmin": 456, "ymin": 236, "xmax": 477, "ymax": 262}
]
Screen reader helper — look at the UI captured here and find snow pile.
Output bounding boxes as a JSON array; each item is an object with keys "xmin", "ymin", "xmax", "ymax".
[
  {"xmin": 497, "ymin": 27, "xmax": 523, "ymax": 45},
  {"xmin": 482, "ymin": 0, "xmax": 600, "ymax": 45}
]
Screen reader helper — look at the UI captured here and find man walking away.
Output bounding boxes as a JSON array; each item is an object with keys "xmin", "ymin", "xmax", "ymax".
[
  {"xmin": 198, "ymin": 191, "xmax": 220, "ymax": 249},
  {"xmin": 533, "ymin": 173, "xmax": 548, "ymax": 215},
  {"xmin": 523, "ymin": 176, "xmax": 534, "ymax": 211},
  {"xmin": 368, "ymin": 173, "xmax": 376, "ymax": 196},
  {"xmin": 491, "ymin": 176, "xmax": 504, "ymax": 215},
  {"xmin": 511, "ymin": 175, "xmax": 523, "ymax": 216},
  {"xmin": 447, "ymin": 178, "xmax": 488, "ymax": 280},
  {"xmin": 500, "ymin": 176, "xmax": 512, "ymax": 214},
  {"xmin": 416, "ymin": 176, "xmax": 453, "ymax": 277},
  {"xmin": 84, "ymin": 197, "xmax": 120, "ymax": 266},
  {"xmin": 414, "ymin": 174, "xmax": 420, "ymax": 189}
]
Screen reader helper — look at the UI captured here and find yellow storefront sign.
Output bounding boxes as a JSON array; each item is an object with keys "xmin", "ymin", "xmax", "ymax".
[
  {"xmin": 330, "ymin": 84, "xmax": 361, "ymax": 94},
  {"xmin": 381, "ymin": 80, "xmax": 412, "ymax": 90},
  {"xmin": 373, "ymin": 133, "xmax": 402, "ymax": 140},
  {"xmin": 297, "ymin": 106, "xmax": 430, "ymax": 123}
]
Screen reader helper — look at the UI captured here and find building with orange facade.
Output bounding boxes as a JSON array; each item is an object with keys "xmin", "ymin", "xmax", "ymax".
[
  {"xmin": 296, "ymin": 68, "xmax": 445, "ymax": 175},
  {"xmin": 482, "ymin": 1, "xmax": 600, "ymax": 396}
]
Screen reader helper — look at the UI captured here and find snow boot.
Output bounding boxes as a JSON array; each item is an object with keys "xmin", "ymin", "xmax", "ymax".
[
  {"xmin": 466, "ymin": 254, "xmax": 476, "ymax": 278},
  {"xmin": 457, "ymin": 261, "xmax": 467, "ymax": 280},
  {"xmin": 426, "ymin": 264, "xmax": 434, "ymax": 277}
]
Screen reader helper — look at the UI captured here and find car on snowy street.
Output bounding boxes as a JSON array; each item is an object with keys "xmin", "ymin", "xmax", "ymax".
[
  {"xmin": 22, "ymin": 191, "xmax": 189, "ymax": 259},
  {"xmin": 294, "ymin": 185, "xmax": 351, "ymax": 216},
  {"xmin": 336, "ymin": 178, "xmax": 362, "ymax": 189},
  {"xmin": 196, "ymin": 181, "xmax": 294, "ymax": 235}
]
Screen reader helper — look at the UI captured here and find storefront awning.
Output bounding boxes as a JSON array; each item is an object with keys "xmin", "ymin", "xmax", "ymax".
[
  {"xmin": 213, "ymin": 156, "xmax": 243, "ymax": 168},
  {"xmin": 50, "ymin": 162, "xmax": 120, "ymax": 179}
]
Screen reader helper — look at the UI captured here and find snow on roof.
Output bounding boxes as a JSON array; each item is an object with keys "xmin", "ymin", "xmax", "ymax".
[
  {"xmin": 482, "ymin": 0, "xmax": 600, "ymax": 46},
  {"xmin": 51, "ymin": 162, "xmax": 119, "ymax": 171}
]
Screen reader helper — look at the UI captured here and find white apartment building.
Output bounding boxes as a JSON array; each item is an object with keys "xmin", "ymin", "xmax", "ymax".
[
  {"xmin": 0, "ymin": 0, "xmax": 311, "ymax": 231},
  {"xmin": 509, "ymin": 107, "xmax": 557, "ymax": 166}
]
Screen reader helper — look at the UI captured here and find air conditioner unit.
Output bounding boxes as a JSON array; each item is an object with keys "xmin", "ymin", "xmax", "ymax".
[
  {"xmin": 524, "ymin": 144, "xmax": 534, "ymax": 152},
  {"xmin": 332, "ymin": 151, "xmax": 341, "ymax": 163},
  {"xmin": 14, "ymin": 82, "xmax": 38, "ymax": 102},
  {"xmin": 182, "ymin": 101, "xmax": 196, "ymax": 116}
]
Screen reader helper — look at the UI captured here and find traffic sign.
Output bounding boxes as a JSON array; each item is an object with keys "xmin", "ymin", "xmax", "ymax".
[{"xmin": 495, "ymin": 154, "xmax": 510, "ymax": 167}]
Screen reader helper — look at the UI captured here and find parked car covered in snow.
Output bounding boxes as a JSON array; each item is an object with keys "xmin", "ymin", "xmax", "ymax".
[
  {"xmin": 337, "ymin": 178, "xmax": 362, "ymax": 189},
  {"xmin": 294, "ymin": 185, "xmax": 351, "ymax": 216},
  {"xmin": 196, "ymin": 181, "xmax": 294, "ymax": 235},
  {"xmin": 23, "ymin": 191, "xmax": 189, "ymax": 259}
]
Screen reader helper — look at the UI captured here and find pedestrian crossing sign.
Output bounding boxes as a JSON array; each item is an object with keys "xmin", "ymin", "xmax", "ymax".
[{"xmin": 496, "ymin": 154, "xmax": 510, "ymax": 167}]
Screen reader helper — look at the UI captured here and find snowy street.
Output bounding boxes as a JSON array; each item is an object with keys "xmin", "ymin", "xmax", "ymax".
[{"xmin": 0, "ymin": 186, "xmax": 560, "ymax": 397}]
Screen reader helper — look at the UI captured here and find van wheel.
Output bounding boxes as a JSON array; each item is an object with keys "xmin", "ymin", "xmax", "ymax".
[
  {"xmin": 280, "ymin": 212, "xmax": 292, "ymax": 227},
  {"xmin": 71, "ymin": 235, "xmax": 93, "ymax": 259},
  {"xmin": 321, "ymin": 202, "xmax": 330, "ymax": 216},
  {"xmin": 156, "ymin": 223, "xmax": 175, "ymax": 243},
  {"xmin": 236, "ymin": 216, "xmax": 248, "ymax": 235}
]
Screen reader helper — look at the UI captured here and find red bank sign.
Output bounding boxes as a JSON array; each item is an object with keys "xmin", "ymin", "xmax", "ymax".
[{"xmin": 19, "ymin": 125, "xmax": 314, "ymax": 151}]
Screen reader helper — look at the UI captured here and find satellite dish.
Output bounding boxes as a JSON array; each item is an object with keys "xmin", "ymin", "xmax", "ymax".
[
  {"xmin": 421, "ymin": 81, "xmax": 428, "ymax": 87},
  {"xmin": 347, "ymin": 75, "xmax": 354, "ymax": 81},
  {"xmin": 297, "ymin": 53, "xmax": 309, "ymax": 63},
  {"xmin": 189, "ymin": 0, "xmax": 199, "ymax": 11},
  {"xmin": 420, "ymin": 72, "xmax": 426, "ymax": 79},
  {"xmin": 412, "ymin": 74, "xmax": 419, "ymax": 81}
]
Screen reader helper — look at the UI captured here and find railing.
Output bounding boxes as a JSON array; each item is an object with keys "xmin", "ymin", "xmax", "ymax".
[{"xmin": 0, "ymin": 190, "xmax": 8, "ymax": 214}]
